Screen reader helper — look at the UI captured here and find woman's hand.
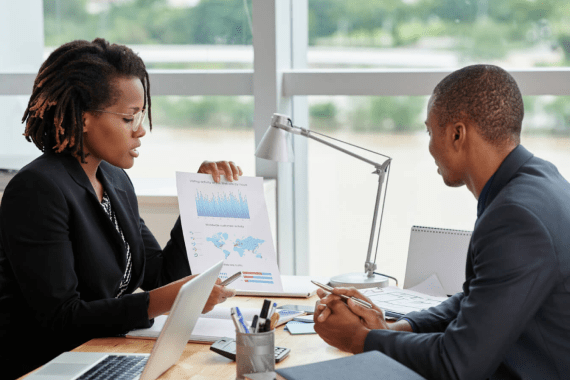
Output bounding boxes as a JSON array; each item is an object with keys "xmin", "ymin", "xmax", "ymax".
[
  {"xmin": 148, "ymin": 276, "xmax": 237, "ymax": 318},
  {"xmin": 198, "ymin": 161, "xmax": 243, "ymax": 183},
  {"xmin": 202, "ymin": 279, "xmax": 237, "ymax": 314}
]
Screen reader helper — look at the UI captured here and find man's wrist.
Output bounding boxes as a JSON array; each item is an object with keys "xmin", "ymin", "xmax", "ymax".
[
  {"xmin": 389, "ymin": 319, "xmax": 414, "ymax": 332},
  {"xmin": 349, "ymin": 326, "xmax": 371, "ymax": 354}
]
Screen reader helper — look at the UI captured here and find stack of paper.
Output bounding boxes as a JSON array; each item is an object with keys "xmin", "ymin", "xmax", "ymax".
[{"xmin": 126, "ymin": 307, "xmax": 306, "ymax": 343}]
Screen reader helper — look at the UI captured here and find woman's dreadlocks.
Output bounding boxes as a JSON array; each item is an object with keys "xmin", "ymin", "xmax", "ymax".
[{"xmin": 22, "ymin": 38, "xmax": 152, "ymax": 162}]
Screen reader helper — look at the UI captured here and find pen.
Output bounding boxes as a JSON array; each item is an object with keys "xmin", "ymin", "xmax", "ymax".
[
  {"xmin": 311, "ymin": 280, "xmax": 373, "ymax": 309},
  {"xmin": 220, "ymin": 271, "xmax": 242, "ymax": 286},
  {"xmin": 235, "ymin": 307, "xmax": 250, "ymax": 334},
  {"xmin": 230, "ymin": 308, "xmax": 244, "ymax": 333},
  {"xmin": 268, "ymin": 302, "xmax": 277, "ymax": 319}
]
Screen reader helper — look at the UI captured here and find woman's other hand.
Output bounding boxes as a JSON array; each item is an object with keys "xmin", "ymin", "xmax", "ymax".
[
  {"xmin": 198, "ymin": 161, "xmax": 243, "ymax": 183},
  {"xmin": 202, "ymin": 278, "xmax": 237, "ymax": 313}
]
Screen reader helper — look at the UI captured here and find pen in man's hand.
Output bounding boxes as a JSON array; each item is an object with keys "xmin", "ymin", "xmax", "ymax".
[{"xmin": 311, "ymin": 280, "xmax": 373, "ymax": 309}]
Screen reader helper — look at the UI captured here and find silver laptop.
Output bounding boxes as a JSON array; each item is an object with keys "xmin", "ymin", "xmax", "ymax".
[{"xmin": 26, "ymin": 260, "xmax": 224, "ymax": 380}]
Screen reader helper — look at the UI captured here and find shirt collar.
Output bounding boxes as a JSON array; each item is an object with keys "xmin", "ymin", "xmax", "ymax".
[
  {"xmin": 477, "ymin": 173, "xmax": 495, "ymax": 218},
  {"xmin": 476, "ymin": 144, "xmax": 533, "ymax": 218}
]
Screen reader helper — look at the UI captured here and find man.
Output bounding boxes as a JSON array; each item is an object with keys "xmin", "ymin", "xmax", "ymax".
[{"xmin": 314, "ymin": 65, "xmax": 570, "ymax": 379}]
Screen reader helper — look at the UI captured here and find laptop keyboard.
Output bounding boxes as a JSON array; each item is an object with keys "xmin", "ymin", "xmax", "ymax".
[{"xmin": 78, "ymin": 355, "xmax": 148, "ymax": 380}]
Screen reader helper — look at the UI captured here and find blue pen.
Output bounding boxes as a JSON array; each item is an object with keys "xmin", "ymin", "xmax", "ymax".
[{"xmin": 235, "ymin": 307, "xmax": 250, "ymax": 334}]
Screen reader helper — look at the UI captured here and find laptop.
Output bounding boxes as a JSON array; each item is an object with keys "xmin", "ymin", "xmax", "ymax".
[{"xmin": 26, "ymin": 260, "xmax": 224, "ymax": 380}]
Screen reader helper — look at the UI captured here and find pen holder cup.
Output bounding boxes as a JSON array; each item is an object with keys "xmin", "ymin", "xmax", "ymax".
[{"xmin": 236, "ymin": 330, "xmax": 275, "ymax": 380}]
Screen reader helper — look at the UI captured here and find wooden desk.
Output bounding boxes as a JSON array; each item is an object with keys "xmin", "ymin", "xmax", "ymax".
[{"xmin": 22, "ymin": 295, "xmax": 349, "ymax": 379}]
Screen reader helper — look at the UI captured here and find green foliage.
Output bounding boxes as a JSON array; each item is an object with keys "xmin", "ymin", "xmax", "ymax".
[
  {"xmin": 41, "ymin": 0, "xmax": 570, "ymax": 136},
  {"xmin": 558, "ymin": 34, "xmax": 570, "ymax": 62},
  {"xmin": 44, "ymin": 0, "xmax": 252, "ymax": 46},
  {"xmin": 543, "ymin": 97, "xmax": 570, "ymax": 134},
  {"xmin": 351, "ymin": 97, "xmax": 425, "ymax": 133},
  {"xmin": 309, "ymin": 103, "xmax": 338, "ymax": 131},
  {"xmin": 151, "ymin": 97, "xmax": 253, "ymax": 129}
]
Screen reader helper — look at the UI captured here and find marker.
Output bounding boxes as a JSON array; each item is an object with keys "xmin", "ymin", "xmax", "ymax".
[
  {"xmin": 251, "ymin": 315, "xmax": 259, "ymax": 333},
  {"xmin": 259, "ymin": 299, "xmax": 272, "ymax": 331},
  {"xmin": 235, "ymin": 307, "xmax": 250, "ymax": 334}
]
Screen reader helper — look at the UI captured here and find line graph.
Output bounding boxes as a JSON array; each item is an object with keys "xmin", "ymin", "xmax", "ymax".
[{"xmin": 195, "ymin": 190, "xmax": 251, "ymax": 219}]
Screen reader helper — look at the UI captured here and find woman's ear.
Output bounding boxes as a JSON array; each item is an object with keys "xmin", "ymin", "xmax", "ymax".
[{"xmin": 82, "ymin": 112, "xmax": 90, "ymax": 133}]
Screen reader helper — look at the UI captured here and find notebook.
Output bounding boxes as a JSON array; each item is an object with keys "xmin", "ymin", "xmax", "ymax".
[
  {"xmin": 127, "ymin": 307, "xmax": 305, "ymax": 343},
  {"xmin": 276, "ymin": 350, "xmax": 426, "ymax": 379},
  {"xmin": 403, "ymin": 226, "xmax": 471, "ymax": 296},
  {"xmin": 26, "ymin": 260, "xmax": 224, "ymax": 380}
]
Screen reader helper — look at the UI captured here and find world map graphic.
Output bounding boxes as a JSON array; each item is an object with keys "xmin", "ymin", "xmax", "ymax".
[{"xmin": 206, "ymin": 232, "xmax": 266, "ymax": 259}]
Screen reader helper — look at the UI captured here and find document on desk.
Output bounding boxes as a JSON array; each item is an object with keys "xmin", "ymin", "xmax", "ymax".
[
  {"xmin": 176, "ymin": 172, "xmax": 283, "ymax": 293},
  {"xmin": 126, "ymin": 306, "xmax": 300, "ymax": 343},
  {"xmin": 361, "ymin": 286, "xmax": 447, "ymax": 317}
]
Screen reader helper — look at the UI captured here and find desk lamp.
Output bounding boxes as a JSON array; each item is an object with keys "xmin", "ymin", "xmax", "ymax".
[{"xmin": 255, "ymin": 114, "xmax": 394, "ymax": 289}]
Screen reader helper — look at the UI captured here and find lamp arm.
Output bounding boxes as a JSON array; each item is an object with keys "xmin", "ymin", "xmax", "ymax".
[
  {"xmin": 285, "ymin": 124, "xmax": 392, "ymax": 278},
  {"xmin": 271, "ymin": 114, "xmax": 392, "ymax": 282},
  {"xmin": 365, "ymin": 165, "xmax": 388, "ymax": 277},
  {"xmin": 290, "ymin": 125, "xmax": 390, "ymax": 170}
]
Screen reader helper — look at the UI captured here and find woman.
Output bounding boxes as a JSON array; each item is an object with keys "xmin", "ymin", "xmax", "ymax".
[{"xmin": 0, "ymin": 38, "xmax": 239, "ymax": 379}]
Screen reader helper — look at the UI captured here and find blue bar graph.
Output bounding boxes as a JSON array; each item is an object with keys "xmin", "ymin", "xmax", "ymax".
[{"xmin": 195, "ymin": 190, "xmax": 251, "ymax": 219}]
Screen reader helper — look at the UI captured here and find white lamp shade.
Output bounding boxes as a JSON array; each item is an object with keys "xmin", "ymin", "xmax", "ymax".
[{"xmin": 255, "ymin": 125, "xmax": 294, "ymax": 162}]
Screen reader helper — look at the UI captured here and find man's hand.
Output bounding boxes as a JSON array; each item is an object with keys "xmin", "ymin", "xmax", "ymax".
[
  {"xmin": 313, "ymin": 287, "xmax": 390, "ymax": 353},
  {"xmin": 202, "ymin": 278, "xmax": 237, "ymax": 314},
  {"xmin": 315, "ymin": 287, "xmax": 389, "ymax": 329},
  {"xmin": 198, "ymin": 161, "xmax": 243, "ymax": 183}
]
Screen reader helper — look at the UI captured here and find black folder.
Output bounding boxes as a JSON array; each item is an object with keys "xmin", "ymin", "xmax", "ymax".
[{"xmin": 276, "ymin": 351, "xmax": 426, "ymax": 380}]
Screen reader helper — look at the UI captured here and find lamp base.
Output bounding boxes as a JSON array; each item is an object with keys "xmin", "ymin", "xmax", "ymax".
[{"xmin": 329, "ymin": 272, "xmax": 389, "ymax": 289}]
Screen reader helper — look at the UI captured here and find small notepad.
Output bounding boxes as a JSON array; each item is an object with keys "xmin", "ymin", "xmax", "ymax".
[
  {"xmin": 285, "ymin": 321, "xmax": 316, "ymax": 335},
  {"xmin": 276, "ymin": 309, "xmax": 305, "ymax": 327}
]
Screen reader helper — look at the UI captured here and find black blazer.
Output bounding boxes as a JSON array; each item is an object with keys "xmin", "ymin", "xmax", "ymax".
[
  {"xmin": 0, "ymin": 152, "xmax": 191, "ymax": 379},
  {"xmin": 363, "ymin": 145, "xmax": 570, "ymax": 379}
]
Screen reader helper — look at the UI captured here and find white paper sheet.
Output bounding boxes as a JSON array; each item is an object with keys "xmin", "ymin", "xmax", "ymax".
[
  {"xmin": 407, "ymin": 273, "xmax": 447, "ymax": 297},
  {"xmin": 176, "ymin": 173, "xmax": 283, "ymax": 293},
  {"xmin": 361, "ymin": 286, "xmax": 447, "ymax": 316},
  {"xmin": 127, "ymin": 314, "xmax": 238, "ymax": 343},
  {"xmin": 126, "ymin": 306, "xmax": 303, "ymax": 342}
]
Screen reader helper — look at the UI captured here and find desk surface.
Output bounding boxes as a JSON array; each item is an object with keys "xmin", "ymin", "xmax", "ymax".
[{"xmin": 22, "ymin": 295, "xmax": 350, "ymax": 379}]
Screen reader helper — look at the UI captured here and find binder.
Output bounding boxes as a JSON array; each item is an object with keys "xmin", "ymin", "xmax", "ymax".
[
  {"xmin": 276, "ymin": 351, "xmax": 426, "ymax": 380},
  {"xmin": 403, "ymin": 226, "xmax": 472, "ymax": 296}
]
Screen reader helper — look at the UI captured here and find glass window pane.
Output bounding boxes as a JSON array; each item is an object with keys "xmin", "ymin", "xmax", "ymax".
[
  {"xmin": 308, "ymin": 0, "xmax": 570, "ymax": 69},
  {"xmin": 306, "ymin": 95, "xmax": 570, "ymax": 280},
  {"xmin": 43, "ymin": 0, "xmax": 254, "ymax": 69},
  {"xmin": 126, "ymin": 95, "xmax": 255, "ymax": 180},
  {"xmin": 0, "ymin": 96, "xmax": 42, "ymax": 171}
]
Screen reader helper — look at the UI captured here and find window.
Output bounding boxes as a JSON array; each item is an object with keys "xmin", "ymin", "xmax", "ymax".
[
  {"xmin": 306, "ymin": 95, "xmax": 570, "ymax": 280},
  {"xmin": 2, "ymin": 1, "xmax": 569, "ymax": 277}
]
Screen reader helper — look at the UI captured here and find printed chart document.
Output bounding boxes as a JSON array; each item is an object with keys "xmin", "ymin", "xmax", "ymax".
[
  {"xmin": 176, "ymin": 172, "xmax": 283, "ymax": 293},
  {"xmin": 361, "ymin": 286, "xmax": 447, "ymax": 317}
]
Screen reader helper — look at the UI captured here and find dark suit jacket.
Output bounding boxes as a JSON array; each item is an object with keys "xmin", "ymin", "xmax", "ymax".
[
  {"xmin": 364, "ymin": 145, "xmax": 570, "ymax": 379},
  {"xmin": 0, "ymin": 152, "xmax": 191, "ymax": 379}
]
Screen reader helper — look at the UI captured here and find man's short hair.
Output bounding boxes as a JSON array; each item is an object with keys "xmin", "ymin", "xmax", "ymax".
[{"xmin": 432, "ymin": 64, "xmax": 524, "ymax": 146}]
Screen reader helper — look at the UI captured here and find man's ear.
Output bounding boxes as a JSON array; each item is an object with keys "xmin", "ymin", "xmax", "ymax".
[{"xmin": 450, "ymin": 122, "xmax": 467, "ymax": 151}]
